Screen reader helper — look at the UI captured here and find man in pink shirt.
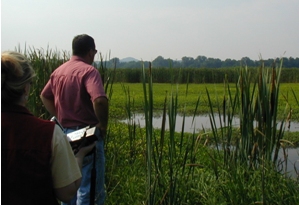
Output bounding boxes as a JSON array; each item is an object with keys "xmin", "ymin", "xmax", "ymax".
[{"xmin": 41, "ymin": 34, "xmax": 108, "ymax": 205}]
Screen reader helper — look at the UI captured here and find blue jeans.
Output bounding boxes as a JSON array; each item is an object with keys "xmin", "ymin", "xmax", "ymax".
[{"xmin": 62, "ymin": 128, "xmax": 106, "ymax": 205}]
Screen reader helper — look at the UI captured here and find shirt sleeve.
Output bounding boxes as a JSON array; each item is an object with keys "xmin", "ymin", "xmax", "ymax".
[
  {"xmin": 51, "ymin": 125, "xmax": 82, "ymax": 188},
  {"xmin": 41, "ymin": 80, "xmax": 54, "ymax": 100},
  {"xmin": 84, "ymin": 68, "xmax": 107, "ymax": 102}
]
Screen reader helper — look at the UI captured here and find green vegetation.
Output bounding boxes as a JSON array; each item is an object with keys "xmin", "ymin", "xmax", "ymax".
[
  {"xmin": 109, "ymin": 83, "xmax": 299, "ymax": 119},
  {"xmin": 102, "ymin": 55, "xmax": 299, "ymax": 69},
  {"xmin": 101, "ymin": 67, "xmax": 299, "ymax": 84},
  {"xmin": 18, "ymin": 47, "xmax": 299, "ymax": 204}
]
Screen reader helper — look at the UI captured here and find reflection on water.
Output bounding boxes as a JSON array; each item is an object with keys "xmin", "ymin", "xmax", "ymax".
[
  {"xmin": 278, "ymin": 148, "xmax": 299, "ymax": 178},
  {"xmin": 125, "ymin": 114, "xmax": 299, "ymax": 133},
  {"xmin": 121, "ymin": 114, "xmax": 299, "ymax": 178}
]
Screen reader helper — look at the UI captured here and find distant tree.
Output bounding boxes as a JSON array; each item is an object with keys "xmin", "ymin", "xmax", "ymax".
[
  {"xmin": 292, "ymin": 57, "xmax": 299, "ymax": 67},
  {"xmin": 201, "ymin": 57, "xmax": 221, "ymax": 68},
  {"xmin": 241, "ymin": 57, "xmax": 255, "ymax": 67},
  {"xmin": 196, "ymin": 56, "xmax": 207, "ymax": 62},
  {"xmin": 181, "ymin": 56, "xmax": 194, "ymax": 67},
  {"xmin": 103, "ymin": 55, "xmax": 299, "ymax": 69},
  {"xmin": 223, "ymin": 58, "xmax": 238, "ymax": 67},
  {"xmin": 172, "ymin": 60, "xmax": 182, "ymax": 68},
  {"xmin": 105, "ymin": 57, "xmax": 120, "ymax": 68},
  {"xmin": 212, "ymin": 58, "xmax": 222, "ymax": 68},
  {"xmin": 288, "ymin": 57, "xmax": 295, "ymax": 67},
  {"xmin": 152, "ymin": 56, "xmax": 170, "ymax": 67},
  {"xmin": 193, "ymin": 56, "xmax": 207, "ymax": 68}
]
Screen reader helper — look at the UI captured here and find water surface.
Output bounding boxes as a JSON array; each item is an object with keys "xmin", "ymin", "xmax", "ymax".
[
  {"xmin": 125, "ymin": 114, "xmax": 299, "ymax": 133},
  {"xmin": 121, "ymin": 114, "xmax": 299, "ymax": 178}
]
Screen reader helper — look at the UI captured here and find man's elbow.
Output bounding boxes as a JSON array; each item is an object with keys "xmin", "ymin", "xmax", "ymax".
[
  {"xmin": 40, "ymin": 94, "xmax": 47, "ymax": 103},
  {"xmin": 54, "ymin": 179, "xmax": 81, "ymax": 203},
  {"xmin": 55, "ymin": 189, "xmax": 76, "ymax": 203},
  {"xmin": 94, "ymin": 97, "xmax": 108, "ymax": 106}
]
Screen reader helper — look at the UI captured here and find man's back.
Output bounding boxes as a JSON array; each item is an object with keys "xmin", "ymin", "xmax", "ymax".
[
  {"xmin": 41, "ymin": 55, "xmax": 106, "ymax": 128},
  {"xmin": 40, "ymin": 34, "xmax": 108, "ymax": 205}
]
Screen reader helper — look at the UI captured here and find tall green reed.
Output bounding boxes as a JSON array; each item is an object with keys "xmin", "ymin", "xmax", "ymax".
[
  {"xmin": 207, "ymin": 59, "xmax": 290, "ymax": 167},
  {"xmin": 18, "ymin": 46, "xmax": 70, "ymax": 119},
  {"xmin": 121, "ymin": 83, "xmax": 139, "ymax": 163},
  {"xmin": 205, "ymin": 58, "xmax": 295, "ymax": 203},
  {"xmin": 142, "ymin": 62, "xmax": 155, "ymax": 204},
  {"xmin": 95, "ymin": 51, "xmax": 116, "ymax": 100},
  {"xmin": 141, "ymin": 63, "xmax": 203, "ymax": 204}
]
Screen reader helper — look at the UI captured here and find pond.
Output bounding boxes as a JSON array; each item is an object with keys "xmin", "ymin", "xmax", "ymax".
[
  {"xmin": 279, "ymin": 148, "xmax": 299, "ymax": 178},
  {"xmin": 121, "ymin": 113, "xmax": 299, "ymax": 178},
  {"xmin": 124, "ymin": 114, "xmax": 299, "ymax": 133}
]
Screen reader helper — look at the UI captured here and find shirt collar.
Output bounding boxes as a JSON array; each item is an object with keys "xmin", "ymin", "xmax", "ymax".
[{"xmin": 71, "ymin": 55, "xmax": 86, "ymax": 62}]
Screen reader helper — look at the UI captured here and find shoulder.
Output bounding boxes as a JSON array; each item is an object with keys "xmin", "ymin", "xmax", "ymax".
[
  {"xmin": 52, "ymin": 125, "xmax": 67, "ymax": 143},
  {"xmin": 82, "ymin": 65, "xmax": 101, "ymax": 79},
  {"xmin": 51, "ymin": 125, "xmax": 72, "ymax": 153},
  {"xmin": 35, "ymin": 117, "xmax": 56, "ymax": 129},
  {"xmin": 33, "ymin": 118, "xmax": 56, "ymax": 141}
]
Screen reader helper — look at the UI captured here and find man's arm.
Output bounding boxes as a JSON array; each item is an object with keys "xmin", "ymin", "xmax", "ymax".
[
  {"xmin": 93, "ymin": 96, "xmax": 109, "ymax": 136},
  {"xmin": 54, "ymin": 142, "xmax": 96, "ymax": 202},
  {"xmin": 40, "ymin": 95, "xmax": 57, "ymax": 116}
]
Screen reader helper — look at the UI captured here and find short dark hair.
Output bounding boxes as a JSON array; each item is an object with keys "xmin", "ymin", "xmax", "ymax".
[{"xmin": 72, "ymin": 34, "xmax": 95, "ymax": 57}]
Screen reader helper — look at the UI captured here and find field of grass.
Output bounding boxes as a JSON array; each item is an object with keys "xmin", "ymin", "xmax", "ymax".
[{"xmin": 109, "ymin": 83, "xmax": 299, "ymax": 121}]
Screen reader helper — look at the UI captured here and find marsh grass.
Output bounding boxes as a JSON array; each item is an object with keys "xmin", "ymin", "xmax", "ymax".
[
  {"xmin": 16, "ymin": 46, "xmax": 70, "ymax": 119},
  {"xmin": 137, "ymin": 58, "xmax": 299, "ymax": 204},
  {"xmin": 207, "ymin": 61, "xmax": 288, "ymax": 166},
  {"xmin": 17, "ymin": 47, "xmax": 299, "ymax": 204},
  {"xmin": 204, "ymin": 59, "xmax": 299, "ymax": 204}
]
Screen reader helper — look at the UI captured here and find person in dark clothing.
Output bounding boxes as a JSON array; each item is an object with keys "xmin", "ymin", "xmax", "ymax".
[{"xmin": 1, "ymin": 51, "xmax": 95, "ymax": 205}]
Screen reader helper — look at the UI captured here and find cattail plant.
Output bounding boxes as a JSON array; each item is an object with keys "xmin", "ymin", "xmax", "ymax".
[{"xmin": 20, "ymin": 46, "xmax": 69, "ymax": 119}]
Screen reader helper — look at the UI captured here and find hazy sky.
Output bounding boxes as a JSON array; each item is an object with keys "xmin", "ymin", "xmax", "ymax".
[{"xmin": 1, "ymin": 0, "xmax": 299, "ymax": 61}]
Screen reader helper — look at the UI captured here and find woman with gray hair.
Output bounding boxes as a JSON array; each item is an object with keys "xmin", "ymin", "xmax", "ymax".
[{"xmin": 1, "ymin": 51, "xmax": 95, "ymax": 205}]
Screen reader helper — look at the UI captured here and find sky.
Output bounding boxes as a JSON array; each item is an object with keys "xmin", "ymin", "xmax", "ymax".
[{"xmin": 1, "ymin": 0, "xmax": 299, "ymax": 61}]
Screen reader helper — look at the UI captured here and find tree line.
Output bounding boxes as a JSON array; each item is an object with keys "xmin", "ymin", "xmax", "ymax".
[
  {"xmin": 100, "ymin": 55, "xmax": 299, "ymax": 69},
  {"xmin": 105, "ymin": 67, "xmax": 299, "ymax": 84}
]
